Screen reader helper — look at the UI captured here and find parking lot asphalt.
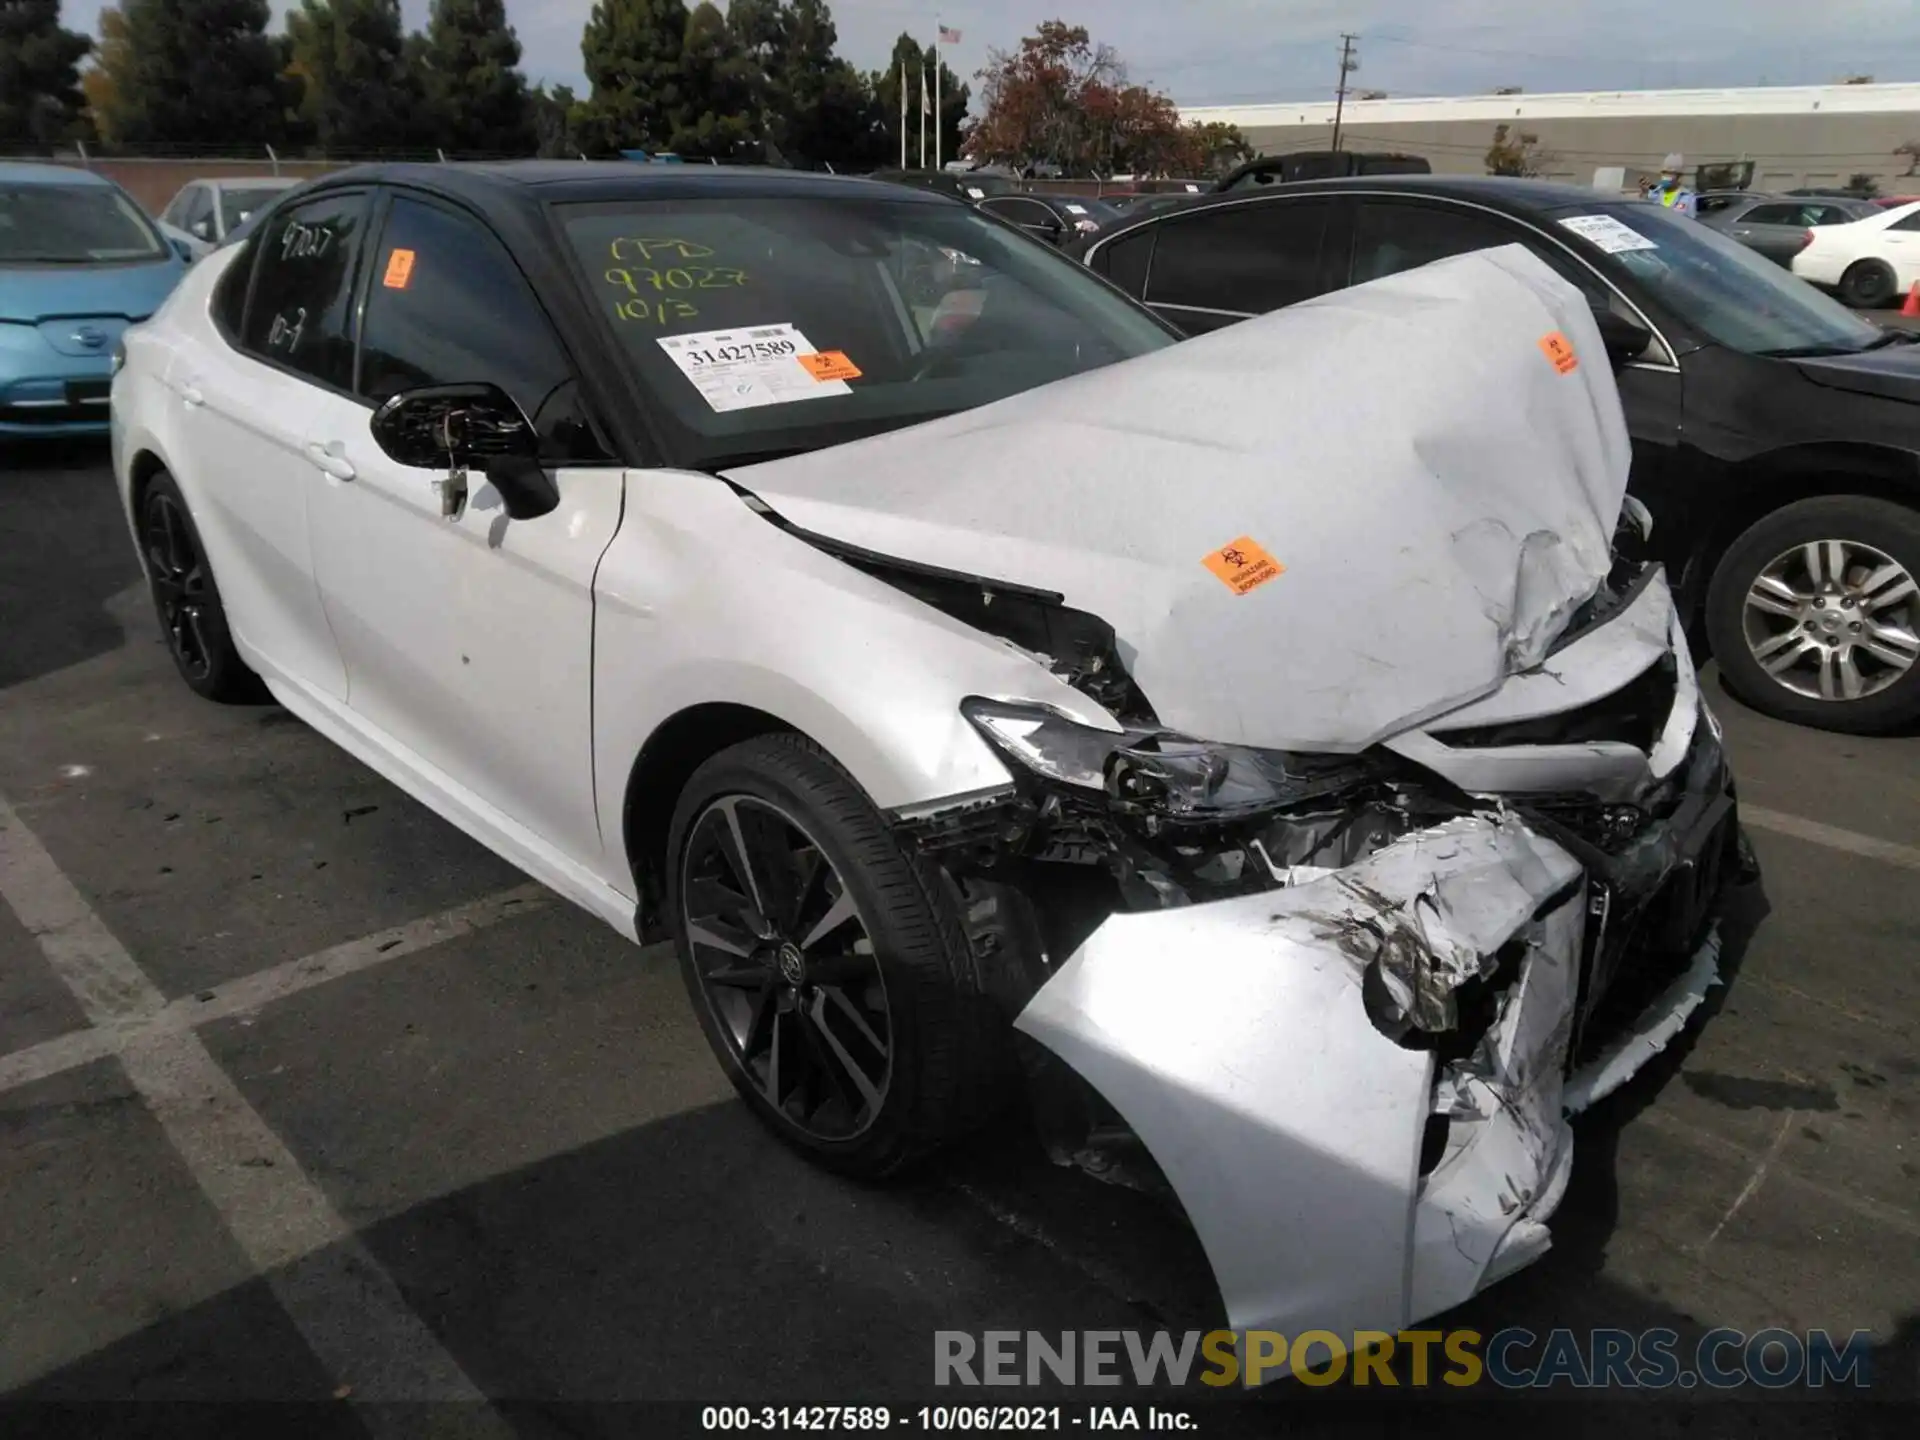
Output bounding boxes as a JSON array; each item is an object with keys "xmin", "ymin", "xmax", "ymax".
[{"xmin": 3, "ymin": 440, "xmax": 1917, "ymax": 1430}]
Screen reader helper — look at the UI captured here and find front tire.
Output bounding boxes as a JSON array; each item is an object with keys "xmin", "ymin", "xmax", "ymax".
[
  {"xmin": 1706, "ymin": 495, "xmax": 1920, "ymax": 733},
  {"xmin": 665, "ymin": 733, "xmax": 1010, "ymax": 1178},
  {"xmin": 139, "ymin": 470, "xmax": 264, "ymax": 703},
  {"xmin": 1837, "ymin": 260, "xmax": 1898, "ymax": 309}
]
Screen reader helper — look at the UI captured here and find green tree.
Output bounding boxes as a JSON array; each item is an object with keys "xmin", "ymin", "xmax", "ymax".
[
  {"xmin": 1484, "ymin": 122, "xmax": 1552, "ymax": 178},
  {"xmin": 722, "ymin": 1, "xmax": 892, "ymax": 169},
  {"xmin": 579, "ymin": 0, "xmax": 689, "ymax": 153},
  {"xmin": 89, "ymin": 0, "xmax": 287, "ymax": 149},
  {"xmin": 286, "ymin": 0, "xmax": 424, "ymax": 154},
  {"xmin": 1, "ymin": 0, "xmax": 92, "ymax": 147},
  {"xmin": 530, "ymin": 81, "xmax": 584, "ymax": 158},
  {"xmin": 417, "ymin": 0, "xmax": 531, "ymax": 155},
  {"xmin": 673, "ymin": 2, "xmax": 753, "ymax": 159}
]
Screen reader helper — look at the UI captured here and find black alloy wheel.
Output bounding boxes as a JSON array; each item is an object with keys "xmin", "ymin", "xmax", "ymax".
[
  {"xmin": 1838, "ymin": 260, "xmax": 1898, "ymax": 309},
  {"xmin": 140, "ymin": 471, "xmax": 261, "ymax": 702},
  {"xmin": 681, "ymin": 793, "xmax": 893, "ymax": 1142},
  {"xmin": 666, "ymin": 734, "xmax": 1011, "ymax": 1177}
]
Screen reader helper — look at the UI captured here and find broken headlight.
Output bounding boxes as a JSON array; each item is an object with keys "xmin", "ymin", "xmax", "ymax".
[{"xmin": 962, "ymin": 699, "xmax": 1374, "ymax": 821}]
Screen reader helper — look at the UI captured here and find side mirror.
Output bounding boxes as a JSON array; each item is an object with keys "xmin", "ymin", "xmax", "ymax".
[
  {"xmin": 369, "ymin": 382, "xmax": 557, "ymax": 520},
  {"xmin": 168, "ymin": 236, "xmax": 193, "ymax": 261},
  {"xmin": 191, "ymin": 218, "xmax": 213, "ymax": 240},
  {"xmin": 1593, "ymin": 306, "xmax": 1653, "ymax": 366}
]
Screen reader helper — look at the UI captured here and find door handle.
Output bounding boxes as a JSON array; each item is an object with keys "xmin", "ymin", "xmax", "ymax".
[
  {"xmin": 177, "ymin": 381, "xmax": 205, "ymax": 406},
  {"xmin": 305, "ymin": 441, "xmax": 356, "ymax": 481}
]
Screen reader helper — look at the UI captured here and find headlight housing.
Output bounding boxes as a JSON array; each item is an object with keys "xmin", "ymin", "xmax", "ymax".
[{"xmin": 962, "ymin": 698, "xmax": 1374, "ymax": 822}]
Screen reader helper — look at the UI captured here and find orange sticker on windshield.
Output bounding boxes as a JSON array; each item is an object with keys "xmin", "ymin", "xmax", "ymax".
[
  {"xmin": 1539, "ymin": 331, "xmax": 1578, "ymax": 374},
  {"xmin": 1203, "ymin": 536, "xmax": 1285, "ymax": 596},
  {"xmin": 797, "ymin": 350, "xmax": 862, "ymax": 382},
  {"xmin": 383, "ymin": 248, "xmax": 416, "ymax": 289}
]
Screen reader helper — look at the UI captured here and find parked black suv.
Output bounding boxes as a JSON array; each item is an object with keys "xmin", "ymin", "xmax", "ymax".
[{"xmin": 1074, "ymin": 176, "xmax": 1920, "ymax": 734}]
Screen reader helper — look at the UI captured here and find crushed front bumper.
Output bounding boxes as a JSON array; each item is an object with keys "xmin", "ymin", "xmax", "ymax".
[{"xmin": 1013, "ymin": 781, "xmax": 1738, "ymax": 1374}]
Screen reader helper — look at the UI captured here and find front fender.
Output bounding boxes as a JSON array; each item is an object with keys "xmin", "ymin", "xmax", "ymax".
[{"xmin": 593, "ymin": 468, "xmax": 1114, "ymax": 877}]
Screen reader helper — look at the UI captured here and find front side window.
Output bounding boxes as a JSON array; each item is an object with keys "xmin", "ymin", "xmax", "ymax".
[
  {"xmin": 239, "ymin": 190, "xmax": 370, "ymax": 389},
  {"xmin": 359, "ymin": 195, "xmax": 604, "ymax": 459},
  {"xmin": 0, "ymin": 181, "xmax": 166, "ymax": 263},
  {"xmin": 1548, "ymin": 201, "xmax": 1885, "ymax": 356},
  {"xmin": 560, "ymin": 195, "xmax": 1172, "ymax": 469}
]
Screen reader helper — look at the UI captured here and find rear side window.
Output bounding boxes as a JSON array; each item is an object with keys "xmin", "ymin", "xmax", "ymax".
[
  {"xmin": 1094, "ymin": 230, "xmax": 1154, "ymax": 299},
  {"xmin": 1351, "ymin": 201, "xmax": 1520, "ymax": 285},
  {"xmin": 240, "ymin": 190, "xmax": 370, "ymax": 390},
  {"xmin": 1893, "ymin": 210, "xmax": 1920, "ymax": 233},
  {"xmin": 210, "ymin": 238, "xmax": 255, "ymax": 338},
  {"xmin": 1146, "ymin": 200, "xmax": 1333, "ymax": 314}
]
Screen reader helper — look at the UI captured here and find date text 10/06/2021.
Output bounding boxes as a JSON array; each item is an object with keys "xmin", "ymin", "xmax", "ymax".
[{"xmin": 701, "ymin": 1408, "xmax": 1194, "ymax": 1432}]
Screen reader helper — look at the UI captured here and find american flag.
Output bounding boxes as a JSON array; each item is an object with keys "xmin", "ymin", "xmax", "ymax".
[{"xmin": 938, "ymin": 25, "xmax": 962, "ymax": 44}]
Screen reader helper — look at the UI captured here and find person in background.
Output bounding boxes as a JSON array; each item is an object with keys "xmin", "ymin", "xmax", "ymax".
[{"xmin": 1646, "ymin": 154, "xmax": 1697, "ymax": 215}]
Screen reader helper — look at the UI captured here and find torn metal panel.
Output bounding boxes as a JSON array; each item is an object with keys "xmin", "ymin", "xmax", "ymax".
[
  {"xmin": 1014, "ymin": 815, "xmax": 1587, "ymax": 1355},
  {"xmin": 726, "ymin": 246, "xmax": 1632, "ymax": 754},
  {"xmin": 1425, "ymin": 568, "xmax": 1674, "ymax": 734},
  {"xmin": 1564, "ymin": 926, "xmax": 1722, "ymax": 1114}
]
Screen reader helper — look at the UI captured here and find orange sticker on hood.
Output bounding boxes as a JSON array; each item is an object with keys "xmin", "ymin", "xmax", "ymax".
[
  {"xmin": 1203, "ymin": 536, "xmax": 1285, "ymax": 596},
  {"xmin": 382, "ymin": 248, "xmax": 416, "ymax": 289},
  {"xmin": 797, "ymin": 350, "xmax": 862, "ymax": 382},
  {"xmin": 1539, "ymin": 331, "xmax": 1578, "ymax": 374}
]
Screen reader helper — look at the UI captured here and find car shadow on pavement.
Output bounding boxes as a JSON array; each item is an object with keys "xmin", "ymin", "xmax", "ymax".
[
  {"xmin": 11, "ymin": 894, "xmax": 1912, "ymax": 1432},
  {"xmin": 0, "ymin": 441, "xmax": 141, "ymax": 692}
]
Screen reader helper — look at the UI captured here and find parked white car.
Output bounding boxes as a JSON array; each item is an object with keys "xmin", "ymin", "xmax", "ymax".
[
  {"xmin": 155, "ymin": 175, "xmax": 300, "ymax": 259},
  {"xmin": 1791, "ymin": 200, "xmax": 1920, "ymax": 307},
  {"xmin": 110, "ymin": 163, "xmax": 1748, "ymax": 1372}
]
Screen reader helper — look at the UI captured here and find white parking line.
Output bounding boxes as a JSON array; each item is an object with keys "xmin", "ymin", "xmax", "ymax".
[
  {"xmin": 1741, "ymin": 805, "xmax": 1920, "ymax": 873},
  {"xmin": 0, "ymin": 885, "xmax": 553, "ymax": 1097},
  {"xmin": 0, "ymin": 795, "xmax": 515, "ymax": 1428}
]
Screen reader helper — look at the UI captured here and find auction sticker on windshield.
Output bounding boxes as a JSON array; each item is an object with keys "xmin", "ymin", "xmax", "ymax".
[
  {"xmin": 657, "ymin": 325, "xmax": 854, "ymax": 413},
  {"xmin": 1558, "ymin": 214, "xmax": 1658, "ymax": 254}
]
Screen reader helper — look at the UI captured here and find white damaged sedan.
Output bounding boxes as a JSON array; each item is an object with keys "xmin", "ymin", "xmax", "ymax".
[{"xmin": 110, "ymin": 163, "xmax": 1750, "ymax": 1366}]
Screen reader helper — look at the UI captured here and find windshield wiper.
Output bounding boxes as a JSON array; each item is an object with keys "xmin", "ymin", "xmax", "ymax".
[
  {"xmin": 1753, "ymin": 342, "xmax": 1878, "ymax": 358},
  {"xmin": 1861, "ymin": 329, "xmax": 1917, "ymax": 349}
]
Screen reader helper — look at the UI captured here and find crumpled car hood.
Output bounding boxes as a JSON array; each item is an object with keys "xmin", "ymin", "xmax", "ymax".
[{"xmin": 725, "ymin": 245, "xmax": 1632, "ymax": 753}]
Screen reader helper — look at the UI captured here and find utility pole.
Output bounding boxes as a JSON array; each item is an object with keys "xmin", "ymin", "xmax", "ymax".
[{"xmin": 1330, "ymin": 33, "xmax": 1359, "ymax": 153}]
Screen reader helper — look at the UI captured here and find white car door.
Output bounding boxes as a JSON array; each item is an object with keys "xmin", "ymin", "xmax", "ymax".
[
  {"xmin": 1884, "ymin": 208, "xmax": 1920, "ymax": 287},
  {"xmin": 304, "ymin": 190, "xmax": 624, "ymax": 879},
  {"xmin": 165, "ymin": 188, "xmax": 377, "ymax": 700}
]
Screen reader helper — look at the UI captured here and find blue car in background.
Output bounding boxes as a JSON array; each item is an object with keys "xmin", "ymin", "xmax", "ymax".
[{"xmin": 1, "ymin": 163, "xmax": 188, "ymax": 439}]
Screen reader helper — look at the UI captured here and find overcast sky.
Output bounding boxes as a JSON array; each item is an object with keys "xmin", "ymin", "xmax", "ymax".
[{"xmin": 61, "ymin": 0, "xmax": 1920, "ymax": 104}]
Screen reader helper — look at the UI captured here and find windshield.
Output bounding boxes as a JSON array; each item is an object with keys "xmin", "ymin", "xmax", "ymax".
[
  {"xmin": 0, "ymin": 182, "xmax": 166, "ymax": 264},
  {"xmin": 1547, "ymin": 201, "xmax": 1883, "ymax": 356},
  {"xmin": 561, "ymin": 195, "xmax": 1174, "ymax": 468},
  {"xmin": 219, "ymin": 187, "xmax": 286, "ymax": 232}
]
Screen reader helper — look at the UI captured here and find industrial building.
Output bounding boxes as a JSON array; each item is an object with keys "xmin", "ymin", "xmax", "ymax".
[{"xmin": 1181, "ymin": 82, "xmax": 1920, "ymax": 192}]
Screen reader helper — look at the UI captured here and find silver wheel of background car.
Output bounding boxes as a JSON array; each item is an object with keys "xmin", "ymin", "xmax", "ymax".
[
  {"xmin": 679, "ymin": 794, "xmax": 892, "ymax": 1142},
  {"xmin": 1742, "ymin": 538, "xmax": 1920, "ymax": 701}
]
